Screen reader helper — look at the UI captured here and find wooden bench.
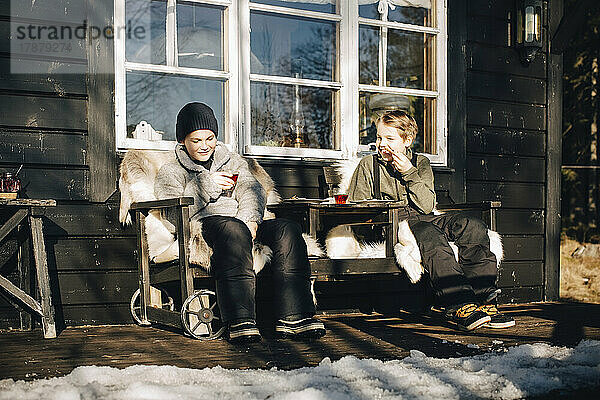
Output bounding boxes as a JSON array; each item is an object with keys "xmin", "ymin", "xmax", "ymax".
[{"xmin": 128, "ymin": 184, "xmax": 500, "ymax": 339}]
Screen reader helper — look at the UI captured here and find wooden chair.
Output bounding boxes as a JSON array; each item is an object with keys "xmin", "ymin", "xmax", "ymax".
[
  {"xmin": 119, "ymin": 149, "xmax": 280, "ymax": 340},
  {"xmin": 128, "ymin": 197, "xmax": 225, "ymax": 340}
]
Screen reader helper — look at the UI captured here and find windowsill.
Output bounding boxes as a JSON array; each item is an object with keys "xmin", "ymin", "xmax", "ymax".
[
  {"xmin": 116, "ymin": 143, "xmax": 453, "ymax": 170},
  {"xmin": 247, "ymin": 154, "xmax": 331, "ymax": 167},
  {"xmin": 431, "ymin": 166, "xmax": 455, "ymax": 173}
]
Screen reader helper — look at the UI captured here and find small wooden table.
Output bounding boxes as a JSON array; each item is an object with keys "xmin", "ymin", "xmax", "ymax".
[
  {"xmin": 267, "ymin": 200, "xmax": 406, "ymax": 281},
  {"xmin": 268, "ymin": 199, "xmax": 403, "ymax": 256},
  {"xmin": 0, "ymin": 199, "xmax": 57, "ymax": 338}
]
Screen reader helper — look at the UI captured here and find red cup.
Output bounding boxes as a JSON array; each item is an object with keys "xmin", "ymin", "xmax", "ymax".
[
  {"xmin": 223, "ymin": 173, "xmax": 239, "ymax": 197},
  {"xmin": 334, "ymin": 194, "xmax": 348, "ymax": 204}
]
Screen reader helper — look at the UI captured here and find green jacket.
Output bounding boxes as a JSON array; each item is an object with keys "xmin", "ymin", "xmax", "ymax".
[{"xmin": 347, "ymin": 149, "xmax": 436, "ymax": 214}]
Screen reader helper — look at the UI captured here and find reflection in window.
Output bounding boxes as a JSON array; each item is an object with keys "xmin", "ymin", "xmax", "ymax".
[
  {"xmin": 251, "ymin": 0, "xmax": 336, "ymax": 14},
  {"xmin": 177, "ymin": 2, "xmax": 223, "ymax": 70},
  {"xmin": 359, "ymin": 0, "xmax": 432, "ymax": 26},
  {"xmin": 387, "ymin": 30, "xmax": 434, "ymax": 90},
  {"xmin": 251, "ymin": 82, "xmax": 336, "ymax": 150},
  {"xmin": 359, "ymin": 25, "xmax": 379, "ymax": 85},
  {"xmin": 359, "ymin": 92, "xmax": 436, "ymax": 155},
  {"xmin": 126, "ymin": 71, "xmax": 224, "ymax": 141},
  {"xmin": 386, "ymin": 3, "xmax": 431, "ymax": 25},
  {"xmin": 250, "ymin": 12, "xmax": 336, "ymax": 81},
  {"xmin": 126, "ymin": 0, "xmax": 166, "ymax": 64}
]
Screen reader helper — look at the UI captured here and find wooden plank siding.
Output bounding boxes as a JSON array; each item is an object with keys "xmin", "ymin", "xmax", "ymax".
[
  {"xmin": 0, "ymin": 0, "xmax": 87, "ymax": 24},
  {"xmin": 0, "ymin": 0, "xmax": 560, "ymax": 330},
  {"xmin": 465, "ymin": 0, "xmax": 554, "ymax": 302},
  {"xmin": 0, "ymin": 0, "xmax": 93, "ymax": 329},
  {"xmin": 545, "ymin": 0, "xmax": 562, "ymax": 301}
]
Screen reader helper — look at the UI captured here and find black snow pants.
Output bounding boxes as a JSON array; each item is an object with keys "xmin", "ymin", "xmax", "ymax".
[
  {"xmin": 201, "ymin": 215, "xmax": 315, "ymax": 324},
  {"xmin": 404, "ymin": 209, "xmax": 499, "ymax": 309}
]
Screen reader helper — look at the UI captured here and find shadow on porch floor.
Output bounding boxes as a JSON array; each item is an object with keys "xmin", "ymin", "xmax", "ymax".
[{"xmin": 1, "ymin": 302, "xmax": 599, "ymax": 381}]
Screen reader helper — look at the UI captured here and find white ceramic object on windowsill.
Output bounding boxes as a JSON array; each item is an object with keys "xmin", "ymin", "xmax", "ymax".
[{"xmin": 133, "ymin": 121, "xmax": 163, "ymax": 141}]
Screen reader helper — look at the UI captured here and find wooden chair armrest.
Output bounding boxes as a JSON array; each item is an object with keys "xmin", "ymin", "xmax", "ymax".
[
  {"xmin": 436, "ymin": 201, "xmax": 501, "ymax": 212},
  {"xmin": 130, "ymin": 197, "xmax": 194, "ymax": 210}
]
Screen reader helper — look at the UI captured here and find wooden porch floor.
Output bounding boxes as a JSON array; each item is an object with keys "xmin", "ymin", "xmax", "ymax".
[{"xmin": 1, "ymin": 302, "xmax": 600, "ymax": 381}]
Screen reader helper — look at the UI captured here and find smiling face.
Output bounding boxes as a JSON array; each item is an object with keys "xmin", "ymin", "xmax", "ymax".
[
  {"xmin": 376, "ymin": 121, "xmax": 413, "ymax": 161},
  {"xmin": 182, "ymin": 129, "xmax": 217, "ymax": 162}
]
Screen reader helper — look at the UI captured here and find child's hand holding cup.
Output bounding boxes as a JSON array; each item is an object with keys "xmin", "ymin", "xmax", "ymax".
[
  {"xmin": 211, "ymin": 171, "xmax": 238, "ymax": 196},
  {"xmin": 224, "ymin": 172, "xmax": 238, "ymax": 197}
]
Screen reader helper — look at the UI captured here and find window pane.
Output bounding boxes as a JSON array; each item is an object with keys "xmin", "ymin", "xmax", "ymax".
[
  {"xmin": 126, "ymin": 0, "xmax": 166, "ymax": 64},
  {"xmin": 126, "ymin": 71, "xmax": 224, "ymax": 141},
  {"xmin": 359, "ymin": 92, "xmax": 436, "ymax": 155},
  {"xmin": 359, "ymin": 1, "xmax": 433, "ymax": 27},
  {"xmin": 387, "ymin": 30, "xmax": 435, "ymax": 90},
  {"xmin": 359, "ymin": 25, "xmax": 379, "ymax": 85},
  {"xmin": 387, "ymin": 2, "xmax": 433, "ymax": 25},
  {"xmin": 251, "ymin": 0, "xmax": 336, "ymax": 14},
  {"xmin": 250, "ymin": 12, "xmax": 336, "ymax": 81},
  {"xmin": 177, "ymin": 1, "xmax": 223, "ymax": 70},
  {"xmin": 251, "ymin": 82, "xmax": 336, "ymax": 150},
  {"xmin": 358, "ymin": 3, "xmax": 379, "ymax": 20}
]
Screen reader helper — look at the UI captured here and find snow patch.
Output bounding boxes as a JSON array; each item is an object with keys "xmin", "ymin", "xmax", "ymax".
[{"xmin": 1, "ymin": 341, "xmax": 599, "ymax": 400}]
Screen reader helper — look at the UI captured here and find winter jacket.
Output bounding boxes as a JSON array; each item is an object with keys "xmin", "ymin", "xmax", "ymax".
[
  {"xmin": 347, "ymin": 148, "xmax": 436, "ymax": 214},
  {"xmin": 154, "ymin": 142, "xmax": 266, "ymax": 229}
]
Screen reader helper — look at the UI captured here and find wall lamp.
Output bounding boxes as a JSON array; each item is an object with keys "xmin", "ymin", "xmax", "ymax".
[{"xmin": 515, "ymin": 0, "xmax": 543, "ymax": 64}]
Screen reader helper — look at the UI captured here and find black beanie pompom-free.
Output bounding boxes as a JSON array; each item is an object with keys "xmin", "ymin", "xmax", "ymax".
[{"xmin": 176, "ymin": 102, "xmax": 218, "ymax": 142}]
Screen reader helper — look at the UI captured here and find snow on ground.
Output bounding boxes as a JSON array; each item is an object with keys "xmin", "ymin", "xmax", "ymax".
[{"xmin": 1, "ymin": 340, "xmax": 600, "ymax": 400}]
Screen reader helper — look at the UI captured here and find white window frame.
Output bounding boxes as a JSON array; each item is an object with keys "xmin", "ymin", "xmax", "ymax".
[
  {"xmin": 354, "ymin": 0, "xmax": 448, "ymax": 166},
  {"xmin": 114, "ymin": 0, "xmax": 239, "ymax": 151},
  {"xmin": 240, "ymin": 0, "xmax": 347, "ymax": 159},
  {"xmin": 114, "ymin": 0, "xmax": 447, "ymax": 166}
]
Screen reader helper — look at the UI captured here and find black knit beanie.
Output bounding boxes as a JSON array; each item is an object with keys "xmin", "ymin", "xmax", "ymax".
[{"xmin": 175, "ymin": 102, "xmax": 218, "ymax": 142}]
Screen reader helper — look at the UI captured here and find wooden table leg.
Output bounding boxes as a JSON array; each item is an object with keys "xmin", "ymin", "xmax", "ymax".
[
  {"xmin": 28, "ymin": 215, "xmax": 56, "ymax": 339},
  {"xmin": 136, "ymin": 210, "xmax": 151, "ymax": 325},
  {"xmin": 309, "ymin": 208, "xmax": 319, "ymax": 239},
  {"xmin": 386, "ymin": 208, "xmax": 400, "ymax": 258},
  {"xmin": 17, "ymin": 224, "xmax": 32, "ymax": 331}
]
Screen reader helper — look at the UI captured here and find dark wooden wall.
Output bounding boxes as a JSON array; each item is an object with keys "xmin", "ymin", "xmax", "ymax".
[
  {"xmin": 0, "ymin": 0, "xmax": 133, "ymax": 328},
  {"xmin": 0, "ymin": 0, "xmax": 560, "ymax": 329},
  {"xmin": 464, "ymin": 0, "xmax": 558, "ymax": 303}
]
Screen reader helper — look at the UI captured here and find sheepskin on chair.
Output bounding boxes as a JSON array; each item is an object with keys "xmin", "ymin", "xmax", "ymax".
[
  {"xmin": 325, "ymin": 158, "xmax": 503, "ymax": 284},
  {"xmin": 119, "ymin": 148, "xmax": 324, "ymax": 274}
]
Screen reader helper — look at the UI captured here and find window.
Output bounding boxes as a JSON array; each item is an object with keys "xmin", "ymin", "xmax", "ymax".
[
  {"xmin": 115, "ymin": 0, "xmax": 238, "ymax": 150},
  {"xmin": 357, "ymin": 0, "xmax": 446, "ymax": 164},
  {"xmin": 115, "ymin": 0, "xmax": 447, "ymax": 165},
  {"xmin": 241, "ymin": 0, "xmax": 342, "ymax": 158}
]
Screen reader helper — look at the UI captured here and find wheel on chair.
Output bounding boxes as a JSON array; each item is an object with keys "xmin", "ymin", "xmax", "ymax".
[
  {"xmin": 181, "ymin": 290, "xmax": 225, "ymax": 340},
  {"xmin": 130, "ymin": 287, "xmax": 175, "ymax": 326}
]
